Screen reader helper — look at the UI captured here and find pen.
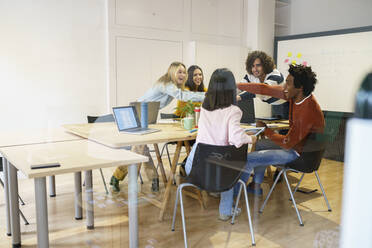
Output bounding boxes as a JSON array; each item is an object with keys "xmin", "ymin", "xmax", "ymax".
[{"xmin": 189, "ymin": 129, "xmax": 198, "ymax": 133}]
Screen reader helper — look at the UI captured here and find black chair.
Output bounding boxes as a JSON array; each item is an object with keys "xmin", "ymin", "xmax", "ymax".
[
  {"xmin": 171, "ymin": 143, "xmax": 255, "ymax": 247},
  {"xmin": 259, "ymin": 133, "xmax": 332, "ymax": 226}
]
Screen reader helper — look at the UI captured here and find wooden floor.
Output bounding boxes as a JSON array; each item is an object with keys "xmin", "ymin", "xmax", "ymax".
[{"xmin": 0, "ymin": 152, "xmax": 343, "ymax": 248}]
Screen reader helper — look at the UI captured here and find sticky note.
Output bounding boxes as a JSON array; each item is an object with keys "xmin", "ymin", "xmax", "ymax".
[
  {"xmin": 284, "ymin": 58, "xmax": 289, "ymax": 63},
  {"xmin": 291, "ymin": 60, "xmax": 296, "ymax": 65},
  {"xmin": 287, "ymin": 52, "xmax": 292, "ymax": 57},
  {"xmin": 297, "ymin": 53, "xmax": 302, "ymax": 58},
  {"xmin": 302, "ymin": 61, "xmax": 308, "ymax": 66}
]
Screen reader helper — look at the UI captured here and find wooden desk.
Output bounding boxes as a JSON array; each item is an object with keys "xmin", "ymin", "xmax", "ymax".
[
  {"xmin": 63, "ymin": 122, "xmax": 196, "ymax": 147},
  {"xmin": 63, "ymin": 121, "xmax": 290, "ymax": 222},
  {"xmin": 0, "ymin": 127, "xmax": 83, "ymax": 244},
  {"xmin": 0, "ymin": 127, "xmax": 81, "ymax": 147},
  {"xmin": 0, "ymin": 140, "xmax": 147, "ymax": 248},
  {"xmin": 64, "ymin": 123, "xmax": 198, "ymax": 221}
]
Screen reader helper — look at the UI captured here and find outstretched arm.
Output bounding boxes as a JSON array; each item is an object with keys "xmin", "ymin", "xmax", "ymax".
[
  {"xmin": 162, "ymin": 83, "xmax": 205, "ymax": 102},
  {"xmin": 237, "ymin": 82, "xmax": 287, "ymax": 100}
]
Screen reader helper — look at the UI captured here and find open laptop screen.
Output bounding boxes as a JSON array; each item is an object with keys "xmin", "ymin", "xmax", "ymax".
[
  {"xmin": 113, "ymin": 106, "xmax": 140, "ymax": 131},
  {"xmin": 237, "ymin": 98, "xmax": 255, "ymax": 124}
]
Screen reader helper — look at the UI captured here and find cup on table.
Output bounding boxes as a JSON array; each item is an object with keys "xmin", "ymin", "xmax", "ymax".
[{"xmin": 181, "ymin": 117, "xmax": 194, "ymax": 130}]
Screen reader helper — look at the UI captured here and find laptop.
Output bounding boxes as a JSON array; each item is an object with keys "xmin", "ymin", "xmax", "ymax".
[
  {"xmin": 129, "ymin": 101, "xmax": 160, "ymax": 124},
  {"xmin": 255, "ymin": 116, "xmax": 280, "ymax": 121},
  {"xmin": 237, "ymin": 98, "xmax": 255, "ymax": 124},
  {"xmin": 112, "ymin": 106, "xmax": 160, "ymax": 135}
]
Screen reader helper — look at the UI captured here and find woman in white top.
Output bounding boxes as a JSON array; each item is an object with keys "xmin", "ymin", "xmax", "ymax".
[{"xmin": 110, "ymin": 62, "xmax": 205, "ymax": 193}]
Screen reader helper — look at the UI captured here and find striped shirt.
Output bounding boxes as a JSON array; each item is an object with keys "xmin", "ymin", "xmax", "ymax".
[{"xmin": 240, "ymin": 69, "xmax": 285, "ymax": 105}]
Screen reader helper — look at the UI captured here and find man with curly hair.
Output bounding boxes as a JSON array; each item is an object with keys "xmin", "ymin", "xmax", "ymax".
[
  {"xmin": 238, "ymin": 50, "xmax": 286, "ymax": 106},
  {"xmin": 239, "ymin": 50, "xmax": 289, "ymax": 182},
  {"xmin": 237, "ymin": 64, "xmax": 325, "ymax": 196}
]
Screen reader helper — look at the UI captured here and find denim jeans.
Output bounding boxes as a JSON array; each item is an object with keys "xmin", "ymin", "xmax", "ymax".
[{"xmin": 185, "ymin": 140, "xmax": 299, "ymax": 216}]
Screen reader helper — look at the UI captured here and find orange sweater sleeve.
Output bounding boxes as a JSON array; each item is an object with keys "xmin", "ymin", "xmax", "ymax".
[
  {"xmin": 237, "ymin": 82, "xmax": 287, "ymax": 100},
  {"xmin": 264, "ymin": 100, "xmax": 321, "ymax": 150}
]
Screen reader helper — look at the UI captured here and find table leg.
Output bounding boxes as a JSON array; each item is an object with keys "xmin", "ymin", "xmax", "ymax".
[
  {"xmin": 8, "ymin": 162, "xmax": 21, "ymax": 247},
  {"xmin": 159, "ymin": 141, "xmax": 182, "ymax": 221},
  {"xmin": 85, "ymin": 170, "xmax": 94, "ymax": 229},
  {"xmin": 3, "ymin": 158, "xmax": 11, "ymax": 236},
  {"xmin": 74, "ymin": 172, "xmax": 82, "ymax": 220},
  {"xmin": 184, "ymin": 140, "xmax": 191, "ymax": 155},
  {"xmin": 153, "ymin": 144, "xmax": 167, "ymax": 185},
  {"xmin": 128, "ymin": 163, "xmax": 138, "ymax": 248},
  {"xmin": 49, "ymin": 176, "xmax": 56, "ymax": 197},
  {"xmin": 34, "ymin": 177, "xmax": 49, "ymax": 248}
]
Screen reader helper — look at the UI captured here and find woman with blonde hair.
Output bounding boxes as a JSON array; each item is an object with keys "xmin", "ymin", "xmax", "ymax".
[{"xmin": 110, "ymin": 62, "xmax": 205, "ymax": 193}]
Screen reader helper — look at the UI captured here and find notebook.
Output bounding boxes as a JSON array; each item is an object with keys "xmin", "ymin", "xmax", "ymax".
[{"xmin": 112, "ymin": 106, "xmax": 160, "ymax": 135}]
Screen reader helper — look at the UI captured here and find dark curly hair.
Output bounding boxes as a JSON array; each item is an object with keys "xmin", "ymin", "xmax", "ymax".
[
  {"xmin": 185, "ymin": 65, "xmax": 205, "ymax": 92},
  {"xmin": 288, "ymin": 64, "xmax": 317, "ymax": 96},
  {"xmin": 245, "ymin": 50, "xmax": 275, "ymax": 75}
]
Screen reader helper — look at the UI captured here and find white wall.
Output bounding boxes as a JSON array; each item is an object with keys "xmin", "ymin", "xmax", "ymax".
[
  {"xmin": 109, "ymin": 0, "xmax": 275, "ymax": 117},
  {"xmin": 0, "ymin": 0, "xmax": 278, "ymax": 131},
  {"xmin": 0, "ymin": 0, "xmax": 108, "ymax": 131},
  {"xmin": 246, "ymin": 0, "xmax": 275, "ymax": 116},
  {"xmin": 284, "ymin": 0, "xmax": 372, "ymax": 36}
]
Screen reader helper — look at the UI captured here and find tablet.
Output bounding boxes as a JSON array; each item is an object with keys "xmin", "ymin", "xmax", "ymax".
[{"xmin": 244, "ymin": 127, "xmax": 265, "ymax": 136}]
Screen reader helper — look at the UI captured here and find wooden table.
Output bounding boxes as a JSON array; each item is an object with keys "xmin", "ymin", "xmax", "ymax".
[
  {"xmin": 64, "ymin": 123, "xmax": 198, "ymax": 221},
  {"xmin": 63, "ymin": 121, "xmax": 290, "ymax": 222},
  {"xmin": 0, "ymin": 139, "xmax": 147, "ymax": 248},
  {"xmin": 0, "ymin": 127, "xmax": 82, "ymax": 245}
]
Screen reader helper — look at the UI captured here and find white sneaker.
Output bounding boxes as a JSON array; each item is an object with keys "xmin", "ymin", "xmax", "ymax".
[{"xmin": 218, "ymin": 207, "xmax": 242, "ymax": 221}]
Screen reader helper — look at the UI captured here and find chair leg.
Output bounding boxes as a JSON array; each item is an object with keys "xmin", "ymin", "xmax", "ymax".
[
  {"xmin": 259, "ymin": 169, "xmax": 284, "ymax": 213},
  {"xmin": 314, "ymin": 171, "xmax": 332, "ymax": 212},
  {"xmin": 139, "ymin": 172, "xmax": 144, "ymax": 184},
  {"xmin": 293, "ymin": 173, "xmax": 305, "ymax": 194},
  {"xmin": 231, "ymin": 183, "xmax": 243, "ymax": 224},
  {"xmin": 179, "ymin": 185, "xmax": 188, "ymax": 248},
  {"xmin": 243, "ymin": 182, "xmax": 256, "ymax": 246},
  {"xmin": 165, "ymin": 143, "xmax": 172, "ymax": 168},
  {"xmin": 234, "ymin": 180, "xmax": 255, "ymax": 246},
  {"xmin": 18, "ymin": 195, "xmax": 25, "ymax": 206},
  {"xmin": 283, "ymin": 171, "xmax": 304, "ymax": 226},
  {"xmin": 1, "ymin": 177, "xmax": 30, "ymax": 225},
  {"xmin": 99, "ymin": 169, "xmax": 109, "ymax": 195},
  {"xmin": 171, "ymin": 186, "xmax": 181, "ymax": 231},
  {"xmin": 164, "ymin": 144, "xmax": 177, "ymax": 185},
  {"xmin": 19, "ymin": 209, "xmax": 29, "ymax": 225}
]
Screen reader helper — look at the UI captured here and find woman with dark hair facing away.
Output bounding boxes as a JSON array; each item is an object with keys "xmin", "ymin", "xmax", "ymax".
[
  {"xmin": 184, "ymin": 68, "xmax": 258, "ymax": 221},
  {"xmin": 110, "ymin": 62, "xmax": 205, "ymax": 193},
  {"xmin": 174, "ymin": 65, "xmax": 207, "ymax": 117}
]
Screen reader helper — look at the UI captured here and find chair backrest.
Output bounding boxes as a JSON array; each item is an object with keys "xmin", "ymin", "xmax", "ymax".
[
  {"xmin": 286, "ymin": 132, "xmax": 328, "ymax": 173},
  {"xmin": 188, "ymin": 143, "xmax": 248, "ymax": 192},
  {"xmin": 87, "ymin": 114, "xmax": 115, "ymax": 124}
]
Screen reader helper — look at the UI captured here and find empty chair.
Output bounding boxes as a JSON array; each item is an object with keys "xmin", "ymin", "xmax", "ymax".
[
  {"xmin": 171, "ymin": 143, "xmax": 255, "ymax": 247},
  {"xmin": 259, "ymin": 133, "xmax": 332, "ymax": 226}
]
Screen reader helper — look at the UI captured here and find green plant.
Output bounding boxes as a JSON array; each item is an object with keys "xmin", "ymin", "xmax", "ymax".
[{"xmin": 175, "ymin": 100, "xmax": 195, "ymax": 117}]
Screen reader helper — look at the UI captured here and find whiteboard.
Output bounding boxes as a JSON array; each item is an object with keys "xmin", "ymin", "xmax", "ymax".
[{"xmin": 276, "ymin": 27, "xmax": 372, "ymax": 112}]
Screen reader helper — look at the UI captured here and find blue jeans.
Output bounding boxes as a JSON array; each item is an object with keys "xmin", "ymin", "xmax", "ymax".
[{"xmin": 185, "ymin": 140, "xmax": 299, "ymax": 215}]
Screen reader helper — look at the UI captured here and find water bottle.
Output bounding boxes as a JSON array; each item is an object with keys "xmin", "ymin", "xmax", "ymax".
[
  {"xmin": 194, "ymin": 107, "xmax": 200, "ymax": 128},
  {"xmin": 141, "ymin": 102, "xmax": 148, "ymax": 128}
]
